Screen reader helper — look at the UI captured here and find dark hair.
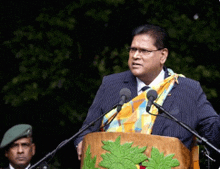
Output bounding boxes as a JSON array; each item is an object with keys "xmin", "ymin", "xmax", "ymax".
[{"xmin": 132, "ymin": 24, "xmax": 169, "ymax": 49}]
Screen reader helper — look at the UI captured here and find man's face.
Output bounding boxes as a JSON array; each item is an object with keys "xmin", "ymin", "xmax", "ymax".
[
  {"xmin": 128, "ymin": 34, "xmax": 168, "ymax": 84},
  {"xmin": 5, "ymin": 137, "xmax": 35, "ymax": 168}
]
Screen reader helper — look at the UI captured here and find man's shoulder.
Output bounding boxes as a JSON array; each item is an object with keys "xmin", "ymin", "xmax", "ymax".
[
  {"xmin": 102, "ymin": 70, "xmax": 135, "ymax": 86},
  {"xmin": 103, "ymin": 70, "xmax": 133, "ymax": 81},
  {"xmin": 105, "ymin": 70, "xmax": 131, "ymax": 78},
  {"xmin": 178, "ymin": 76, "xmax": 200, "ymax": 87},
  {"xmin": 175, "ymin": 76, "xmax": 203, "ymax": 95}
]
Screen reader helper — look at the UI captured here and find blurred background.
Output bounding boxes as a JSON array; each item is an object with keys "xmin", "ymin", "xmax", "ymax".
[{"xmin": 0, "ymin": 0, "xmax": 220, "ymax": 168}]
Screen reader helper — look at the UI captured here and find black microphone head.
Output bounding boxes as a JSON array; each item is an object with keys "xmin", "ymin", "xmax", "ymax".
[
  {"xmin": 146, "ymin": 89, "xmax": 158, "ymax": 100},
  {"xmin": 119, "ymin": 88, "xmax": 131, "ymax": 100}
]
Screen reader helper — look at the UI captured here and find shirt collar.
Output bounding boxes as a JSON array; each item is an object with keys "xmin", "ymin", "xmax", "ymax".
[
  {"xmin": 9, "ymin": 163, "xmax": 31, "ymax": 169},
  {"xmin": 137, "ymin": 69, "xmax": 165, "ymax": 95}
]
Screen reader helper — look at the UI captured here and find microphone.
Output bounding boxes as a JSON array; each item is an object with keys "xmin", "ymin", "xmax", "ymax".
[
  {"xmin": 101, "ymin": 88, "xmax": 131, "ymax": 130},
  {"xmin": 146, "ymin": 89, "xmax": 158, "ymax": 112},
  {"xmin": 116, "ymin": 88, "xmax": 131, "ymax": 112}
]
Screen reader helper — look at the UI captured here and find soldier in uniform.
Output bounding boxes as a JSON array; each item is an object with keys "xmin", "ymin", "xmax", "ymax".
[{"xmin": 0, "ymin": 124, "xmax": 35, "ymax": 169}]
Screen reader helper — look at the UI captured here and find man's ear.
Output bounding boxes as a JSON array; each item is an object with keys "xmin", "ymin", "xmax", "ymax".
[
  {"xmin": 31, "ymin": 143, "xmax": 36, "ymax": 156},
  {"xmin": 160, "ymin": 48, "xmax": 168, "ymax": 64},
  {"xmin": 5, "ymin": 150, "xmax": 8, "ymax": 158}
]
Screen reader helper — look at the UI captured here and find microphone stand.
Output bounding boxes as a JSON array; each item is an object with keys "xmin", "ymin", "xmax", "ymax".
[
  {"xmin": 151, "ymin": 102, "xmax": 220, "ymax": 165},
  {"xmin": 29, "ymin": 105, "xmax": 121, "ymax": 169}
]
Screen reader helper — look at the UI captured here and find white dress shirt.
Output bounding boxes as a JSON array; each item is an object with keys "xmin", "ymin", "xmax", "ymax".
[{"xmin": 136, "ymin": 69, "xmax": 165, "ymax": 95}]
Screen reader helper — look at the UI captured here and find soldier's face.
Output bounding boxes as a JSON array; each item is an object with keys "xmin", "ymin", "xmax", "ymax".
[{"xmin": 5, "ymin": 137, "xmax": 35, "ymax": 168}]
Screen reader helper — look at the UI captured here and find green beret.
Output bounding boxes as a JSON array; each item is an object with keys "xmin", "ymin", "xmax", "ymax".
[{"xmin": 0, "ymin": 124, "xmax": 32, "ymax": 149}]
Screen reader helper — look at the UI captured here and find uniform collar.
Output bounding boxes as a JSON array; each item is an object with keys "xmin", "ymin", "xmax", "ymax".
[{"xmin": 9, "ymin": 163, "xmax": 31, "ymax": 169}]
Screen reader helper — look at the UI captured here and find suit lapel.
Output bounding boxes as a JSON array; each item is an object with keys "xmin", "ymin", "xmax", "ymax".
[
  {"xmin": 123, "ymin": 70, "xmax": 138, "ymax": 101},
  {"xmin": 152, "ymin": 66, "xmax": 178, "ymax": 135},
  {"xmin": 152, "ymin": 80, "xmax": 178, "ymax": 135}
]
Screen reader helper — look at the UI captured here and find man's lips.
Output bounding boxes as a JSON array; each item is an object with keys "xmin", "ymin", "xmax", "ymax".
[
  {"xmin": 132, "ymin": 62, "xmax": 142, "ymax": 67},
  {"xmin": 16, "ymin": 157, "xmax": 26, "ymax": 161}
]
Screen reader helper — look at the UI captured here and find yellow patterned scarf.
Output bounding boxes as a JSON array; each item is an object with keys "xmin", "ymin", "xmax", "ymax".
[{"xmin": 102, "ymin": 69, "xmax": 184, "ymax": 134}]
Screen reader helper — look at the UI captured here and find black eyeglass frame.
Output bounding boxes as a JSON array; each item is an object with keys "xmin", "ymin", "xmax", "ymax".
[{"xmin": 128, "ymin": 47, "xmax": 164, "ymax": 54}]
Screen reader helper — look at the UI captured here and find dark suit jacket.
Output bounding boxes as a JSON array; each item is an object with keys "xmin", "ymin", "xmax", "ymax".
[{"xmin": 74, "ymin": 68, "xmax": 220, "ymax": 150}]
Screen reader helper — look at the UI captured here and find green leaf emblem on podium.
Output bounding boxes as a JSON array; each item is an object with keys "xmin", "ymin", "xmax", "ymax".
[
  {"xmin": 99, "ymin": 136, "xmax": 147, "ymax": 169},
  {"xmin": 142, "ymin": 147, "xmax": 180, "ymax": 168},
  {"xmin": 82, "ymin": 135, "xmax": 180, "ymax": 169},
  {"xmin": 82, "ymin": 145, "xmax": 100, "ymax": 169}
]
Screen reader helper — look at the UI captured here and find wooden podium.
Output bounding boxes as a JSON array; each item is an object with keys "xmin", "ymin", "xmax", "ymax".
[{"xmin": 81, "ymin": 132, "xmax": 199, "ymax": 169}]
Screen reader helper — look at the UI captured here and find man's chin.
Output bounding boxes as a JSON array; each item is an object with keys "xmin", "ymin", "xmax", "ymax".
[
  {"xmin": 130, "ymin": 69, "xmax": 143, "ymax": 77},
  {"xmin": 12, "ymin": 162, "xmax": 29, "ymax": 169}
]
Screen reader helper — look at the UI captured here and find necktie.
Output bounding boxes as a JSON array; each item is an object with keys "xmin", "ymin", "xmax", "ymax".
[{"xmin": 141, "ymin": 86, "xmax": 149, "ymax": 91}]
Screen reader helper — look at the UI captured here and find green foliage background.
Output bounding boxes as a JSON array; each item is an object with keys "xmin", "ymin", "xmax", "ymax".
[{"xmin": 0, "ymin": 0, "xmax": 220, "ymax": 168}]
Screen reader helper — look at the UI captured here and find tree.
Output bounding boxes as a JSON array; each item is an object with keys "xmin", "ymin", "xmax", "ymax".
[{"xmin": 1, "ymin": 0, "xmax": 220, "ymax": 168}]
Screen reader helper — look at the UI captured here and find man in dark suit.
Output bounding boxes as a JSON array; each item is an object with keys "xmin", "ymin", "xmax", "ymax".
[
  {"xmin": 0, "ymin": 124, "xmax": 35, "ymax": 169},
  {"xmin": 74, "ymin": 24, "xmax": 220, "ymax": 161}
]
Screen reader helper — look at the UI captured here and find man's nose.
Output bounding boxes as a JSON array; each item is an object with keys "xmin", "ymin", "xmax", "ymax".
[
  {"xmin": 17, "ymin": 145, "xmax": 24, "ymax": 153},
  {"xmin": 133, "ymin": 50, "xmax": 141, "ymax": 59}
]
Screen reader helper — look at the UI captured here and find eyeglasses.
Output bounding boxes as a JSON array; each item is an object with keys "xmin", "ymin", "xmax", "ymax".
[{"xmin": 128, "ymin": 47, "xmax": 163, "ymax": 54}]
